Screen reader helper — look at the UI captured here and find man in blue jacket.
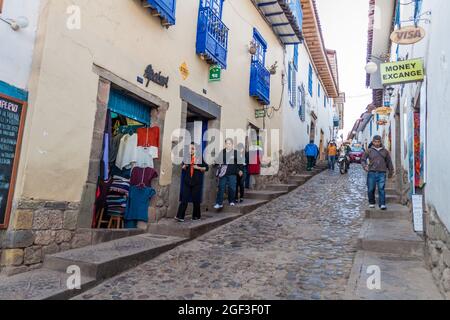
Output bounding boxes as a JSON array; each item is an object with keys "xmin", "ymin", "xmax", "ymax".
[{"xmin": 305, "ymin": 140, "xmax": 319, "ymax": 171}]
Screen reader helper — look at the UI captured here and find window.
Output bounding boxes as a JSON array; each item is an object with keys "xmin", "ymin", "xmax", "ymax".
[
  {"xmin": 288, "ymin": 63, "xmax": 297, "ymax": 107},
  {"xmin": 318, "ymin": 84, "xmax": 321, "ymax": 97},
  {"xmin": 202, "ymin": 0, "xmax": 223, "ymax": 17},
  {"xmin": 324, "ymin": 95, "xmax": 327, "ymax": 108},
  {"xmin": 298, "ymin": 85, "xmax": 306, "ymax": 121},
  {"xmin": 252, "ymin": 28, "xmax": 267, "ymax": 65},
  {"xmin": 293, "ymin": 44, "xmax": 299, "ymax": 71},
  {"xmin": 146, "ymin": 0, "xmax": 177, "ymax": 26},
  {"xmin": 308, "ymin": 64, "xmax": 313, "ymax": 97}
]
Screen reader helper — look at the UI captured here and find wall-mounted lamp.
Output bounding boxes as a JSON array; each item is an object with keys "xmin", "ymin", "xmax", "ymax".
[
  {"xmin": 0, "ymin": 16, "xmax": 29, "ymax": 31},
  {"xmin": 269, "ymin": 61, "xmax": 278, "ymax": 75},
  {"xmin": 365, "ymin": 53, "xmax": 390, "ymax": 74},
  {"xmin": 248, "ymin": 40, "xmax": 257, "ymax": 55}
]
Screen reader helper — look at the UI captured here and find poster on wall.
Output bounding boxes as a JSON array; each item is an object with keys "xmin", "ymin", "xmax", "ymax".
[{"xmin": 0, "ymin": 93, "xmax": 27, "ymax": 229}]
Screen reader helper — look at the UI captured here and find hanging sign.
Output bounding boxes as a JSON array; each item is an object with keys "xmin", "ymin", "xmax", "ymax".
[
  {"xmin": 209, "ymin": 65, "xmax": 221, "ymax": 82},
  {"xmin": 380, "ymin": 58, "xmax": 425, "ymax": 85},
  {"xmin": 390, "ymin": 26, "xmax": 426, "ymax": 45},
  {"xmin": 180, "ymin": 62, "xmax": 189, "ymax": 80},
  {"xmin": 0, "ymin": 94, "xmax": 27, "ymax": 229},
  {"xmin": 375, "ymin": 107, "xmax": 393, "ymax": 116},
  {"xmin": 255, "ymin": 109, "xmax": 266, "ymax": 118},
  {"xmin": 412, "ymin": 194, "xmax": 424, "ymax": 232}
]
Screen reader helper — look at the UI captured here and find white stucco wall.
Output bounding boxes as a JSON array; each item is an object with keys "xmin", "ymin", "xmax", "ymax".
[
  {"xmin": 394, "ymin": 0, "xmax": 450, "ymax": 230},
  {"xmin": 283, "ymin": 43, "xmax": 335, "ymax": 155},
  {"xmin": 0, "ymin": 0, "xmax": 40, "ymax": 90}
]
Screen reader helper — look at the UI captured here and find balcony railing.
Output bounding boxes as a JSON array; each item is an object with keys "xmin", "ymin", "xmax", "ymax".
[
  {"xmin": 250, "ymin": 60, "xmax": 271, "ymax": 105},
  {"xmin": 196, "ymin": 6, "xmax": 229, "ymax": 69},
  {"xmin": 145, "ymin": 0, "xmax": 177, "ymax": 26}
]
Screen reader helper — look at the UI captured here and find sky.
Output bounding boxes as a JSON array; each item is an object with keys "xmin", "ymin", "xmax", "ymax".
[{"xmin": 316, "ymin": 0, "xmax": 373, "ymax": 137}]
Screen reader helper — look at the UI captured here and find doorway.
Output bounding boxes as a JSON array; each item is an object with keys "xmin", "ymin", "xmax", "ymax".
[{"xmin": 319, "ymin": 130, "xmax": 325, "ymax": 160}]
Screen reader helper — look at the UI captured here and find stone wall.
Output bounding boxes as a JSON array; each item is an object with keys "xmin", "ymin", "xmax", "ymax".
[
  {"xmin": 0, "ymin": 200, "xmax": 79, "ymax": 276},
  {"xmin": 253, "ymin": 151, "xmax": 307, "ymax": 190},
  {"xmin": 425, "ymin": 204, "xmax": 450, "ymax": 299}
]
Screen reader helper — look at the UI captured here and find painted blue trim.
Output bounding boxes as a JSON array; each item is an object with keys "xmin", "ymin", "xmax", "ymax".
[
  {"xmin": 0, "ymin": 80, "xmax": 28, "ymax": 101},
  {"xmin": 308, "ymin": 64, "xmax": 313, "ymax": 97},
  {"xmin": 293, "ymin": 44, "xmax": 299, "ymax": 71},
  {"xmin": 253, "ymin": 28, "xmax": 268, "ymax": 50},
  {"xmin": 289, "ymin": 0, "xmax": 303, "ymax": 33},
  {"xmin": 145, "ymin": 0, "xmax": 177, "ymax": 26}
]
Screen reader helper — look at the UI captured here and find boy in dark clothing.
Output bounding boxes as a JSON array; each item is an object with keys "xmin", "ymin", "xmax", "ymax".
[
  {"xmin": 214, "ymin": 139, "xmax": 244, "ymax": 209},
  {"xmin": 236, "ymin": 143, "xmax": 249, "ymax": 203},
  {"xmin": 361, "ymin": 136, "xmax": 394, "ymax": 210}
]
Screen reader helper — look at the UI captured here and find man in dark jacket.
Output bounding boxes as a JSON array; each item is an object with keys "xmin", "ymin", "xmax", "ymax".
[
  {"xmin": 214, "ymin": 138, "xmax": 244, "ymax": 209},
  {"xmin": 175, "ymin": 143, "xmax": 209, "ymax": 222},
  {"xmin": 361, "ymin": 136, "xmax": 394, "ymax": 210}
]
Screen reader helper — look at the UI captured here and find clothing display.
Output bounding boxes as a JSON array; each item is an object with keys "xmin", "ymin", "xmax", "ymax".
[
  {"xmin": 115, "ymin": 133, "xmax": 138, "ymax": 170},
  {"xmin": 96, "ymin": 109, "xmax": 161, "ymax": 230},
  {"xmin": 125, "ymin": 186, "xmax": 156, "ymax": 223},
  {"xmin": 130, "ymin": 167, "xmax": 159, "ymax": 187},
  {"xmin": 137, "ymin": 127, "xmax": 160, "ymax": 158}
]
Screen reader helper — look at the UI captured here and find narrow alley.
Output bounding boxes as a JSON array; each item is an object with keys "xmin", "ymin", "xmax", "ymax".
[{"xmin": 75, "ymin": 167, "xmax": 366, "ymax": 300}]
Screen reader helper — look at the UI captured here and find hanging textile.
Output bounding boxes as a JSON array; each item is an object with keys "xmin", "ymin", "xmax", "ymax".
[{"xmin": 108, "ymin": 89, "xmax": 151, "ymax": 125}]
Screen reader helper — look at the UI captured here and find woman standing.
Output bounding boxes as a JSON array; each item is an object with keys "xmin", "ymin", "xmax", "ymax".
[{"xmin": 175, "ymin": 143, "xmax": 208, "ymax": 222}]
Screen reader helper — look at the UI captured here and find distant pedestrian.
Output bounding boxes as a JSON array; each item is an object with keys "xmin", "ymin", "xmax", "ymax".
[
  {"xmin": 327, "ymin": 141, "xmax": 338, "ymax": 171},
  {"xmin": 214, "ymin": 139, "xmax": 244, "ymax": 209},
  {"xmin": 175, "ymin": 143, "xmax": 209, "ymax": 222},
  {"xmin": 305, "ymin": 140, "xmax": 319, "ymax": 171},
  {"xmin": 235, "ymin": 143, "xmax": 249, "ymax": 203},
  {"xmin": 361, "ymin": 136, "xmax": 394, "ymax": 210}
]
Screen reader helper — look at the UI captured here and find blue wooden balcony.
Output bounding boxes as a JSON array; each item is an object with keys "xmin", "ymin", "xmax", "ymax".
[
  {"xmin": 196, "ymin": 6, "xmax": 229, "ymax": 69},
  {"xmin": 144, "ymin": 0, "xmax": 177, "ymax": 27},
  {"xmin": 250, "ymin": 60, "xmax": 271, "ymax": 105}
]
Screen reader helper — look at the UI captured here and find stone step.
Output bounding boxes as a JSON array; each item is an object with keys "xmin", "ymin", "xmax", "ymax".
[
  {"xmin": 244, "ymin": 190, "xmax": 287, "ymax": 201},
  {"xmin": 358, "ymin": 219, "xmax": 424, "ymax": 257},
  {"xmin": 147, "ymin": 212, "xmax": 242, "ymax": 239},
  {"xmin": 0, "ymin": 269, "xmax": 97, "ymax": 300},
  {"xmin": 221, "ymin": 198, "xmax": 269, "ymax": 214},
  {"xmin": 287, "ymin": 178, "xmax": 307, "ymax": 186},
  {"xmin": 43, "ymin": 234, "xmax": 187, "ymax": 281},
  {"xmin": 385, "ymin": 188, "xmax": 400, "ymax": 196},
  {"xmin": 265, "ymin": 184, "xmax": 298, "ymax": 192},
  {"xmin": 365, "ymin": 204, "xmax": 411, "ymax": 220},
  {"xmin": 344, "ymin": 251, "xmax": 443, "ymax": 300},
  {"xmin": 375, "ymin": 194, "xmax": 401, "ymax": 204}
]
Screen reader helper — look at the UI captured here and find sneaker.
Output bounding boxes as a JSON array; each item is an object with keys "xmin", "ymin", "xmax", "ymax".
[
  {"xmin": 174, "ymin": 217, "xmax": 184, "ymax": 223},
  {"xmin": 239, "ymin": 199, "xmax": 244, "ymax": 203},
  {"xmin": 230, "ymin": 203, "xmax": 236, "ymax": 207},
  {"xmin": 214, "ymin": 204, "xmax": 223, "ymax": 210},
  {"xmin": 380, "ymin": 205, "xmax": 387, "ymax": 211},
  {"xmin": 192, "ymin": 217, "xmax": 201, "ymax": 221},
  {"xmin": 369, "ymin": 204, "xmax": 376, "ymax": 209}
]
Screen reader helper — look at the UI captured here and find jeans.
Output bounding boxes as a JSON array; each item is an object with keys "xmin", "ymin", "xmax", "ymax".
[
  {"xmin": 216, "ymin": 175, "xmax": 237, "ymax": 205},
  {"xmin": 328, "ymin": 156, "xmax": 336, "ymax": 170},
  {"xmin": 367, "ymin": 171, "xmax": 386, "ymax": 206},
  {"xmin": 307, "ymin": 156, "xmax": 315, "ymax": 171}
]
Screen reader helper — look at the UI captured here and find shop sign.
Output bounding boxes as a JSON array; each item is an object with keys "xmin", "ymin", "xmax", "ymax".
[
  {"xmin": 209, "ymin": 65, "xmax": 221, "ymax": 82},
  {"xmin": 255, "ymin": 109, "xmax": 266, "ymax": 118},
  {"xmin": 180, "ymin": 62, "xmax": 189, "ymax": 80},
  {"xmin": 0, "ymin": 94, "xmax": 27, "ymax": 229},
  {"xmin": 375, "ymin": 107, "xmax": 393, "ymax": 116},
  {"xmin": 380, "ymin": 58, "xmax": 424, "ymax": 85},
  {"xmin": 144, "ymin": 64, "xmax": 169, "ymax": 88},
  {"xmin": 390, "ymin": 26, "xmax": 426, "ymax": 45}
]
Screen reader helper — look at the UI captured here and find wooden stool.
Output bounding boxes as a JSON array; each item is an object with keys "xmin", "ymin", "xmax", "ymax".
[
  {"xmin": 96, "ymin": 208, "xmax": 110, "ymax": 229},
  {"xmin": 108, "ymin": 215, "xmax": 124, "ymax": 229}
]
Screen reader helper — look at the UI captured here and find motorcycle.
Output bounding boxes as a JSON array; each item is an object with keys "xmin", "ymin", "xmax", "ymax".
[{"xmin": 338, "ymin": 151, "xmax": 349, "ymax": 175}]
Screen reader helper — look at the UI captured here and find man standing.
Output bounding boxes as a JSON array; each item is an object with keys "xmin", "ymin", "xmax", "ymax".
[
  {"xmin": 305, "ymin": 140, "xmax": 319, "ymax": 171},
  {"xmin": 326, "ymin": 141, "xmax": 338, "ymax": 171},
  {"xmin": 361, "ymin": 136, "xmax": 394, "ymax": 210},
  {"xmin": 214, "ymin": 138, "xmax": 244, "ymax": 209}
]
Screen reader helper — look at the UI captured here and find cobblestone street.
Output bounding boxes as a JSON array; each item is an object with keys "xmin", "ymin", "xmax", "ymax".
[{"xmin": 75, "ymin": 166, "xmax": 367, "ymax": 300}]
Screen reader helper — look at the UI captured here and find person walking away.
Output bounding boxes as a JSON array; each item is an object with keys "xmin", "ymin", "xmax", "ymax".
[
  {"xmin": 305, "ymin": 140, "xmax": 319, "ymax": 171},
  {"xmin": 327, "ymin": 142, "xmax": 338, "ymax": 171},
  {"xmin": 236, "ymin": 143, "xmax": 249, "ymax": 203},
  {"xmin": 175, "ymin": 143, "xmax": 208, "ymax": 222},
  {"xmin": 361, "ymin": 136, "xmax": 394, "ymax": 210},
  {"xmin": 214, "ymin": 139, "xmax": 244, "ymax": 209}
]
